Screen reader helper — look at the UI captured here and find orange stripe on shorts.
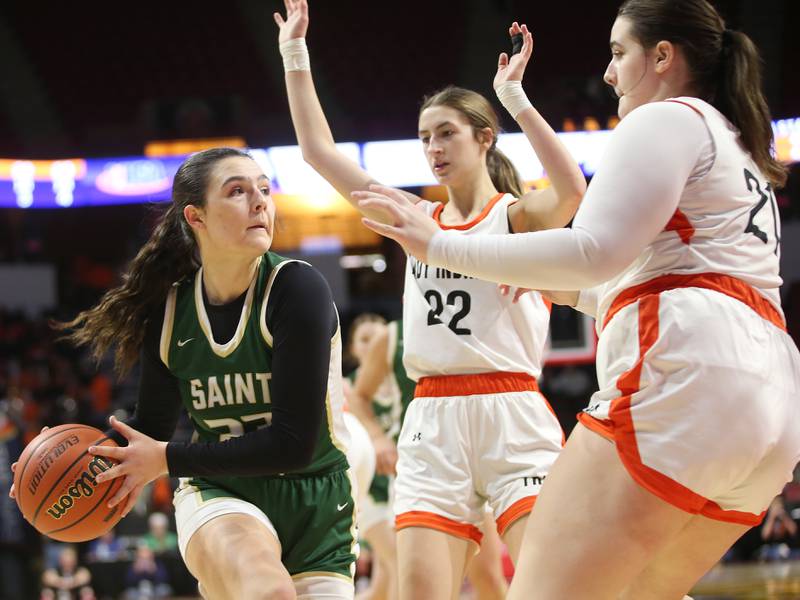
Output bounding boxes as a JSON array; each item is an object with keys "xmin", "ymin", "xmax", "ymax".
[
  {"xmin": 396, "ymin": 511, "xmax": 483, "ymax": 545},
  {"xmin": 414, "ymin": 371, "xmax": 539, "ymax": 398}
]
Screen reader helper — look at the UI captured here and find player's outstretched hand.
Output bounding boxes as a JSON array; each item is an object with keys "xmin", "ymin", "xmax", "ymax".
[
  {"xmin": 355, "ymin": 185, "xmax": 439, "ymax": 263},
  {"xmin": 494, "ymin": 22, "xmax": 533, "ymax": 91},
  {"xmin": 88, "ymin": 416, "xmax": 168, "ymax": 517},
  {"xmin": 274, "ymin": 0, "xmax": 309, "ymax": 43}
]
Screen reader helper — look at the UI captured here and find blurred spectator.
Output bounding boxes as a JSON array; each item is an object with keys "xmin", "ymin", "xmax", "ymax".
[
  {"xmin": 142, "ymin": 512, "xmax": 178, "ymax": 556},
  {"xmin": 0, "ymin": 402, "xmax": 39, "ymax": 600},
  {"xmin": 148, "ymin": 476, "xmax": 175, "ymax": 515},
  {"xmin": 40, "ymin": 546, "xmax": 95, "ymax": 600},
  {"xmin": 86, "ymin": 529, "xmax": 126, "ymax": 563},
  {"xmin": 123, "ymin": 543, "xmax": 172, "ymax": 600}
]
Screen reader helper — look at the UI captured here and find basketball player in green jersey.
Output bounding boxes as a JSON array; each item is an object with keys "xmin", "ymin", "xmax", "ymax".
[
  {"xmin": 52, "ymin": 148, "xmax": 357, "ymax": 599},
  {"xmin": 344, "ymin": 315, "xmax": 413, "ymax": 600}
]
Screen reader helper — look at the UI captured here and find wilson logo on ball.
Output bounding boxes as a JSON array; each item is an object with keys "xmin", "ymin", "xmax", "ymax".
[{"xmin": 46, "ymin": 455, "xmax": 115, "ymax": 520}]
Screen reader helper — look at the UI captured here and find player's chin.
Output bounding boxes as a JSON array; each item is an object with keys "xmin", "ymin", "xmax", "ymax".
[
  {"xmin": 617, "ymin": 96, "xmax": 638, "ymax": 120},
  {"xmin": 243, "ymin": 234, "xmax": 273, "ymax": 255}
]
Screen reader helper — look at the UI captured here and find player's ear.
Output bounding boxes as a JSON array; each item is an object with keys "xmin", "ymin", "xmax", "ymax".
[
  {"xmin": 653, "ymin": 40, "xmax": 675, "ymax": 73},
  {"xmin": 184, "ymin": 205, "xmax": 206, "ymax": 231}
]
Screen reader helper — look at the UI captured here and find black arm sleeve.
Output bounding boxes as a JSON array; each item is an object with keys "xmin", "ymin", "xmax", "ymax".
[
  {"xmin": 107, "ymin": 311, "xmax": 184, "ymax": 447},
  {"xmin": 165, "ymin": 262, "xmax": 337, "ymax": 477}
]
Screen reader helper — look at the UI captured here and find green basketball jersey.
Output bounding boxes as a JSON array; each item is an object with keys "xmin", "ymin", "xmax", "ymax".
[
  {"xmin": 348, "ymin": 320, "xmax": 416, "ymax": 442},
  {"xmin": 160, "ymin": 252, "xmax": 349, "ymax": 476}
]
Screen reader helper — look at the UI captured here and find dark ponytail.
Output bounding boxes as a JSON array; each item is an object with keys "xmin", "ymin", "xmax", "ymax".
[
  {"xmin": 715, "ymin": 30, "xmax": 786, "ymax": 187},
  {"xmin": 618, "ymin": 0, "xmax": 787, "ymax": 187},
  {"xmin": 55, "ymin": 147, "xmax": 251, "ymax": 376},
  {"xmin": 421, "ymin": 86, "xmax": 525, "ymax": 198}
]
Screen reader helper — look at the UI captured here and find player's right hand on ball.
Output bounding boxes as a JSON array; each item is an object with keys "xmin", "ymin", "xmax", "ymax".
[{"xmin": 274, "ymin": 0, "xmax": 309, "ymax": 43}]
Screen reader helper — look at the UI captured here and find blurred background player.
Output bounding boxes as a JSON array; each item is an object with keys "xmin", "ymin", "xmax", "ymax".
[{"xmin": 347, "ymin": 315, "xmax": 509, "ymax": 600}]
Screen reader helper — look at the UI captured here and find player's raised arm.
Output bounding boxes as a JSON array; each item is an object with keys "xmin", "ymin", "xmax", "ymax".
[
  {"xmin": 274, "ymin": 0, "xmax": 419, "ymax": 221},
  {"xmin": 497, "ymin": 23, "xmax": 586, "ymax": 233}
]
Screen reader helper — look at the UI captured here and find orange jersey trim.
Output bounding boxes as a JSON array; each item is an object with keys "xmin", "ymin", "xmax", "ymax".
[
  {"xmin": 396, "ymin": 511, "xmax": 483, "ymax": 545},
  {"xmin": 414, "ymin": 371, "xmax": 539, "ymax": 398},
  {"xmin": 664, "ymin": 209, "xmax": 695, "ymax": 244},
  {"xmin": 603, "ymin": 272, "xmax": 785, "ymax": 332},
  {"xmin": 496, "ymin": 496, "xmax": 537, "ymax": 536},
  {"xmin": 577, "ymin": 413, "xmax": 614, "ymax": 441},
  {"xmin": 432, "ymin": 193, "xmax": 505, "ymax": 231},
  {"xmin": 587, "ymin": 293, "xmax": 766, "ymax": 527}
]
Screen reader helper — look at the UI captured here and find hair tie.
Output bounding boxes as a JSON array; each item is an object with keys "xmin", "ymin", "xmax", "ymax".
[{"xmin": 721, "ymin": 28, "xmax": 735, "ymax": 48}]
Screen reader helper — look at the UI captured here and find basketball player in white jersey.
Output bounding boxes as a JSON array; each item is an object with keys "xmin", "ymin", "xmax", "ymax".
[
  {"xmin": 356, "ymin": 1, "xmax": 800, "ymax": 598},
  {"xmin": 274, "ymin": 1, "xmax": 586, "ymax": 598},
  {"xmin": 348, "ymin": 317, "xmax": 512, "ymax": 600}
]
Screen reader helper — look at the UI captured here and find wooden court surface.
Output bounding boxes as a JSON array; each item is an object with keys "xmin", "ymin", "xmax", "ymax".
[
  {"xmin": 691, "ymin": 560, "xmax": 800, "ymax": 599},
  {"xmin": 157, "ymin": 559, "xmax": 800, "ymax": 599},
  {"xmin": 455, "ymin": 560, "xmax": 800, "ymax": 599}
]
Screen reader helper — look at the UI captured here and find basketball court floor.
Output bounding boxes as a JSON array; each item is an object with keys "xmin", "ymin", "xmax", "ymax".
[{"xmin": 690, "ymin": 559, "xmax": 800, "ymax": 599}]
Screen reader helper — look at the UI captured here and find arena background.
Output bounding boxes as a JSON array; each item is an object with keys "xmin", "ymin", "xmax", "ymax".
[{"xmin": 0, "ymin": 1, "xmax": 798, "ymax": 598}]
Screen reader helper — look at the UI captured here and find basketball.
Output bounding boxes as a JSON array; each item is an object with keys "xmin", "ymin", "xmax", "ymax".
[{"xmin": 13, "ymin": 424, "xmax": 125, "ymax": 542}]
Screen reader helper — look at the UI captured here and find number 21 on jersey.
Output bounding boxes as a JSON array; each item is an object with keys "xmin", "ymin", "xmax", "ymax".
[{"xmin": 743, "ymin": 168, "xmax": 780, "ymax": 256}]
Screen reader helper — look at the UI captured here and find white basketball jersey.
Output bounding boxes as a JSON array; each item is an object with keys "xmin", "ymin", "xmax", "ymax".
[
  {"xmin": 594, "ymin": 97, "xmax": 784, "ymax": 324},
  {"xmin": 403, "ymin": 193, "xmax": 551, "ymax": 381}
]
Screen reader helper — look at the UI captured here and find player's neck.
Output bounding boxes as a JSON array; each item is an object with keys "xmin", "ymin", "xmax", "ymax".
[
  {"xmin": 444, "ymin": 171, "xmax": 498, "ymax": 224},
  {"xmin": 201, "ymin": 256, "xmax": 260, "ymax": 305}
]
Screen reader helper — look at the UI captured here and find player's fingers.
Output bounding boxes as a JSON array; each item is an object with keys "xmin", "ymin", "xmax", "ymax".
[
  {"xmin": 358, "ymin": 197, "xmax": 404, "ymax": 222},
  {"xmin": 361, "ymin": 218, "xmax": 401, "ymax": 241},
  {"xmin": 10, "ymin": 461, "xmax": 17, "ymax": 472},
  {"xmin": 273, "ymin": 12, "xmax": 285, "ymax": 27},
  {"xmin": 107, "ymin": 479, "xmax": 136, "ymax": 508},
  {"xmin": 40, "ymin": 426, "xmax": 50, "ymax": 434},
  {"xmin": 8, "ymin": 483, "xmax": 15, "ymax": 499},
  {"xmin": 89, "ymin": 444, "xmax": 125, "ymax": 461},
  {"xmin": 498, "ymin": 52, "xmax": 509, "ymax": 68},
  {"xmin": 94, "ymin": 464, "xmax": 127, "ymax": 484},
  {"xmin": 524, "ymin": 30, "xmax": 534, "ymax": 58},
  {"xmin": 367, "ymin": 184, "xmax": 416, "ymax": 207},
  {"xmin": 108, "ymin": 415, "xmax": 137, "ymax": 439}
]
